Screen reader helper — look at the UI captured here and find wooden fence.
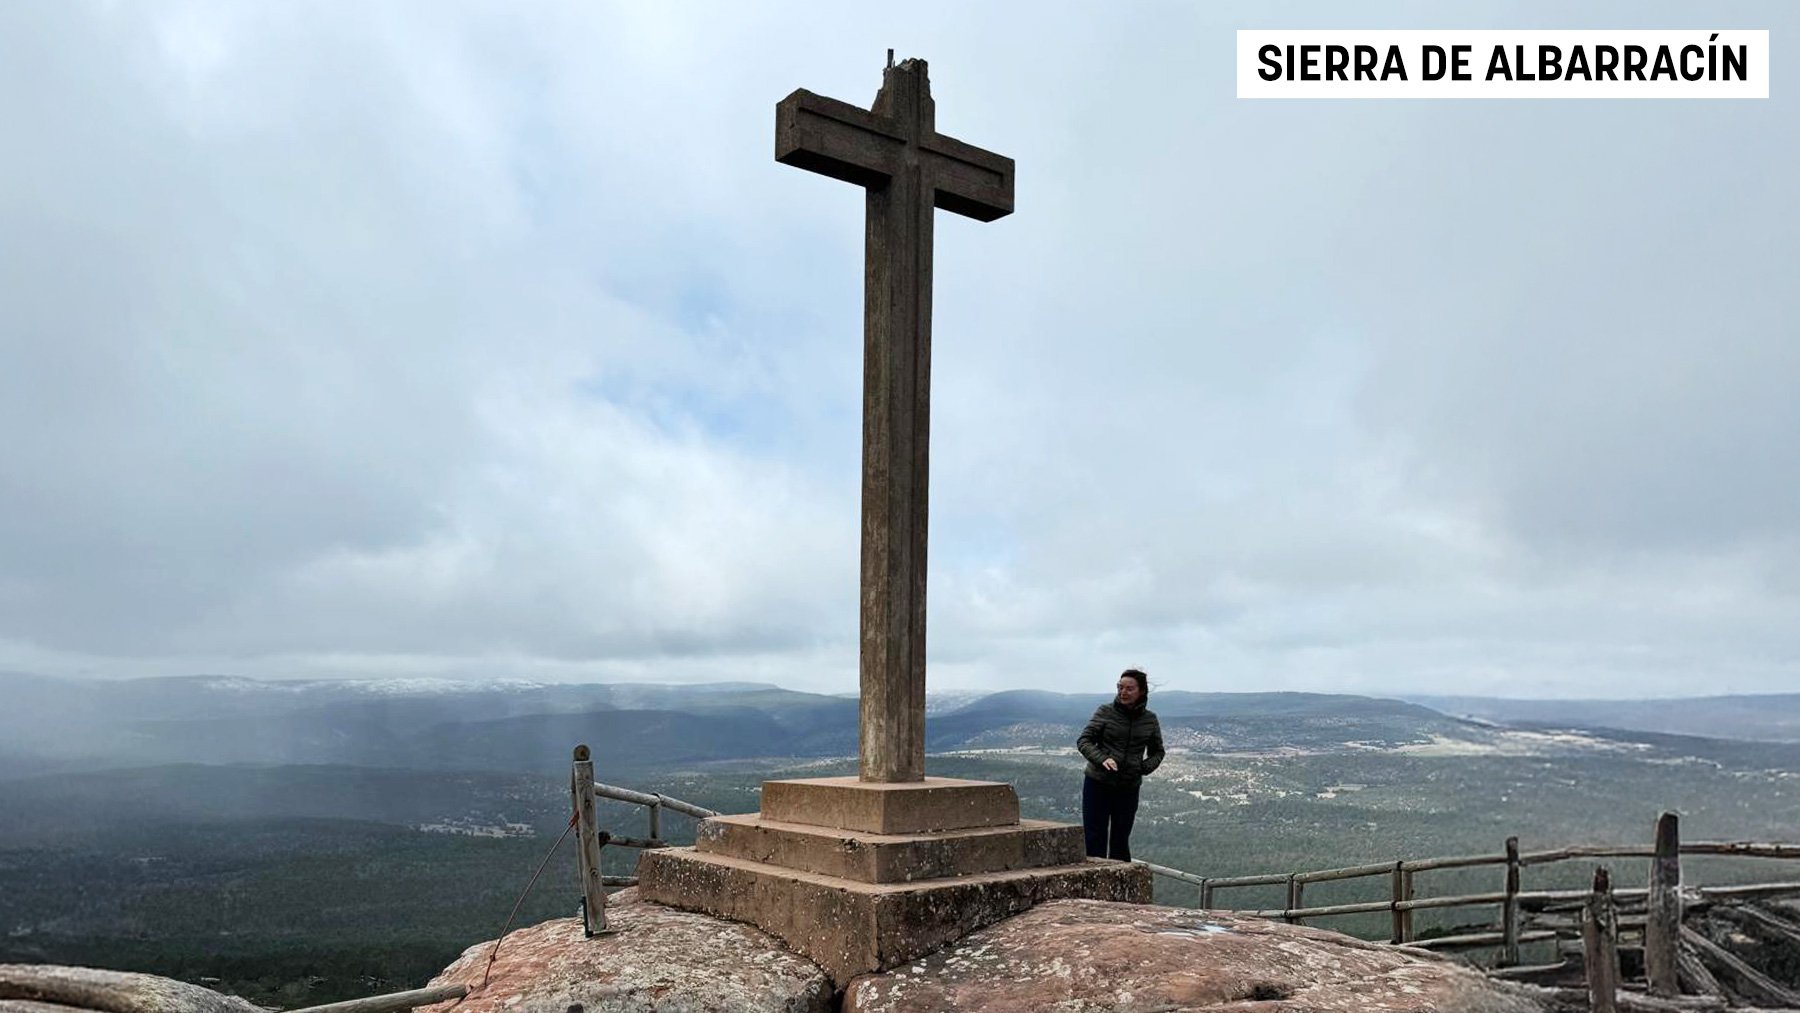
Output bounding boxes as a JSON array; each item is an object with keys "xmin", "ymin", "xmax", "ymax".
[
  {"xmin": 1142, "ymin": 810, "xmax": 1800, "ymax": 990},
  {"xmin": 1148, "ymin": 833, "xmax": 1799, "ymax": 959}
]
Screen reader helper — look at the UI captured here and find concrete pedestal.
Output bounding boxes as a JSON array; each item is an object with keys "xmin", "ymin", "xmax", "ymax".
[
  {"xmin": 759, "ymin": 776, "xmax": 1020, "ymax": 833},
  {"xmin": 637, "ymin": 777, "xmax": 1153, "ymax": 986}
]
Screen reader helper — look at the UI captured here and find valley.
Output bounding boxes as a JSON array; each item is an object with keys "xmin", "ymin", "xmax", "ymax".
[{"xmin": 3, "ymin": 674, "xmax": 1798, "ymax": 1006}]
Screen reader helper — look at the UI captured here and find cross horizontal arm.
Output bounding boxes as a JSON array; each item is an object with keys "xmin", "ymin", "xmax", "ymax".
[
  {"xmin": 922, "ymin": 133, "xmax": 1013, "ymax": 222},
  {"xmin": 775, "ymin": 89, "xmax": 900, "ymax": 186}
]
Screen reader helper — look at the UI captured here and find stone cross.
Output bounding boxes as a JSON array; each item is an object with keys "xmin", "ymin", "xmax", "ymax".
[{"xmin": 776, "ymin": 58, "xmax": 1014, "ymax": 783}]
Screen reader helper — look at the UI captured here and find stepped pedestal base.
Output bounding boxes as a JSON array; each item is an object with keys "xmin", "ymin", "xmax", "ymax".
[
  {"xmin": 637, "ymin": 847, "xmax": 1149, "ymax": 986},
  {"xmin": 636, "ymin": 776, "xmax": 1152, "ymax": 985}
]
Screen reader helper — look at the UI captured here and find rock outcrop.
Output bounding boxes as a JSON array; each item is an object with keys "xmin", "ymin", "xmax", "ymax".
[
  {"xmin": 419, "ymin": 889, "xmax": 834, "ymax": 1013},
  {"xmin": 429, "ymin": 892, "xmax": 1557, "ymax": 1012},
  {"xmin": 0, "ymin": 964, "xmax": 262, "ymax": 1013},
  {"xmin": 841, "ymin": 900, "xmax": 1551, "ymax": 1013}
]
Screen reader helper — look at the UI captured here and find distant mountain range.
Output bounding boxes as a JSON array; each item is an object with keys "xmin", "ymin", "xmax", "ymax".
[
  {"xmin": 1, "ymin": 673, "xmax": 1464, "ymax": 777},
  {"xmin": 4, "ymin": 672, "xmax": 1798, "ymax": 782},
  {"xmin": 1407, "ymin": 693, "xmax": 1800, "ymax": 743},
  {"xmin": 0, "ymin": 673, "xmax": 858, "ymax": 777}
]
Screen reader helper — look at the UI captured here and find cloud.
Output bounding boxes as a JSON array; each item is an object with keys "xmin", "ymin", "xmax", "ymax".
[{"xmin": 0, "ymin": 1, "xmax": 1795, "ymax": 698}]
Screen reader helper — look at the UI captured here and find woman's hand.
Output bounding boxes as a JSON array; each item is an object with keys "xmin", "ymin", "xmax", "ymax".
[{"xmin": 1101, "ymin": 758, "xmax": 1118, "ymax": 771}]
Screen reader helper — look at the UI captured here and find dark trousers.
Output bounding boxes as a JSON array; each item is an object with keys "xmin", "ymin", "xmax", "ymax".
[{"xmin": 1081, "ymin": 775, "xmax": 1141, "ymax": 861}]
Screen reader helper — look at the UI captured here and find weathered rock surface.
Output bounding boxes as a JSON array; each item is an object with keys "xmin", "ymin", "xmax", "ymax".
[
  {"xmin": 0, "ymin": 964, "xmax": 261, "ymax": 1013},
  {"xmin": 640, "ymin": 844, "xmax": 1150, "ymax": 986},
  {"xmin": 842, "ymin": 900, "xmax": 1552, "ymax": 1013},
  {"xmin": 419, "ymin": 889, "xmax": 833, "ymax": 1013}
]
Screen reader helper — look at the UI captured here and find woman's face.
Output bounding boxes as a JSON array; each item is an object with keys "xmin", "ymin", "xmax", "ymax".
[{"xmin": 1115, "ymin": 676, "xmax": 1142, "ymax": 706}]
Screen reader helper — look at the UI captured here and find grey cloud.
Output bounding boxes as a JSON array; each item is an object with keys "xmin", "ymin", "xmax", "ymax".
[{"xmin": 1, "ymin": 1, "xmax": 1795, "ymax": 697}]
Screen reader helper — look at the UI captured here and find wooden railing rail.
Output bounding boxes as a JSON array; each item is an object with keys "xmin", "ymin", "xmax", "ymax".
[
  {"xmin": 1139, "ymin": 861, "xmax": 1203, "ymax": 886},
  {"xmin": 285, "ymin": 984, "xmax": 468, "ymax": 1013},
  {"xmin": 1191, "ymin": 841, "xmax": 1800, "ymax": 895},
  {"xmin": 590, "ymin": 781, "xmax": 721, "ymax": 821},
  {"xmin": 1201, "ymin": 882, "xmax": 1800, "ymax": 924}
]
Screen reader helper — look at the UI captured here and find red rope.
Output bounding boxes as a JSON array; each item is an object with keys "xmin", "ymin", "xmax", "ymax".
[{"xmin": 476, "ymin": 810, "xmax": 580, "ymax": 994}]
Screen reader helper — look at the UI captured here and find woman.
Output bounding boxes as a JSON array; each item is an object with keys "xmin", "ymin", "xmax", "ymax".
[{"xmin": 1076, "ymin": 668, "xmax": 1165, "ymax": 861}]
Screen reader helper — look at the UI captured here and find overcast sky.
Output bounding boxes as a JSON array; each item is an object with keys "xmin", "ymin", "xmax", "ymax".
[{"xmin": 1, "ymin": 2, "xmax": 1794, "ymax": 699}]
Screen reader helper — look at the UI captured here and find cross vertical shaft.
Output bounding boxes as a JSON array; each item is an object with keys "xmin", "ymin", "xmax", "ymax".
[
  {"xmin": 859, "ymin": 64, "xmax": 933, "ymax": 783},
  {"xmin": 774, "ymin": 58, "xmax": 1014, "ymax": 784}
]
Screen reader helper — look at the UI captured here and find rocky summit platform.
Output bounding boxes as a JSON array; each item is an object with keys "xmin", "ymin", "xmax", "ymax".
[{"xmin": 638, "ymin": 777, "xmax": 1152, "ymax": 986}]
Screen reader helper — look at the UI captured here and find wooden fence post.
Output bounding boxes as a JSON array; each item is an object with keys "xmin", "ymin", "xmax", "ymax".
[
  {"xmin": 1286, "ymin": 874, "xmax": 1303, "ymax": 923},
  {"xmin": 571, "ymin": 744, "xmax": 606, "ymax": 935},
  {"xmin": 1390, "ymin": 862, "xmax": 1406, "ymax": 943},
  {"xmin": 1396, "ymin": 866, "xmax": 1416, "ymax": 944},
  {"xmin": 648, "ymin": 799, "xmax": 662, "ymax": 843},
  {"xmin": 1583, "ymin": 867, "xmax": 1619, "ymax": 1013},
  {"xmin": 1501, "ymin": 836, "xmax": 1522, "ymax": 967},
  {"xmin": 1646, "ymin": 811, "xmax": 1682, "ymax": 997},
  {"xmin": 1198, "ymin": 877, "xmax": 1211, "ymax": 910}
]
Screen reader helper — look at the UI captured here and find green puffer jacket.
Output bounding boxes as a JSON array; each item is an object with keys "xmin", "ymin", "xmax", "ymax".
[{"xmin": 1077, "ymin": 701, "xmax": 1165, "ymax": 787}]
